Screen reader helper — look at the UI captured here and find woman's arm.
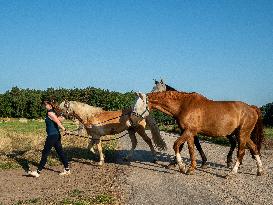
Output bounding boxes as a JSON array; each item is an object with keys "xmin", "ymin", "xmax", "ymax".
[{"xmin": 48, "ymin": 111, "xmax": 66, "ymax": 131}]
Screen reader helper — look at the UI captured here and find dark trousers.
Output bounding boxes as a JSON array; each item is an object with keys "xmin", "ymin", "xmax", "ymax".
[{"xmin": 37, "ymin": 134, "xmax": 69, "ymax": 172}]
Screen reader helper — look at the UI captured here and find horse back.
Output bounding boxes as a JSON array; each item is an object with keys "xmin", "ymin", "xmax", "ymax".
[{"xmin": 179, "ymin": 99, "xmax": 257, "ymax": 137}]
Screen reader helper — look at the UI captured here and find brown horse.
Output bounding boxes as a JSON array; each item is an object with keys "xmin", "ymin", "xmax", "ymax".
[
  {"xmin": 152, "ymin": 79, "xmax": 208, "ymax": 167},
  {"xmin": 133, "ymin": 91, "xmax": 264, "ymax": 177},
  {"xmin": 151, "ymin": 79, "xmax": 255, "ymax": 168}
]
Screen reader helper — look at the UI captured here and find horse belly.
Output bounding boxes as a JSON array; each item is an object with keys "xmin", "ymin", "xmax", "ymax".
[
  {"xmin": 202, "ymin": 115, "xmax": 238, "ymax": 137},
  {"xmin": 92, "ymin": 124, "xmax": 127, "ymax": 136}
]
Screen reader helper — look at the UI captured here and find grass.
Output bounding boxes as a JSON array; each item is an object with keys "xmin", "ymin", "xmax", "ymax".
[
  {"xmin": 14, "ymin": 198, "xmax": 41, "ymax": 204},
  {"xmin": 0, "ymin": 119, "xmax": 117, "ymax": 171},
  {"xmin": 264, "ymin": 127, "xmax": 273, "ymax": 139},
  {"xmin": 58, "ymin": 189, "xmax": 115, "ymax": 205}
]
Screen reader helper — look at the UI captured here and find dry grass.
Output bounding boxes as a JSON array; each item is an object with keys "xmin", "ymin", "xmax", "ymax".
[{"xmin": 0, "ymin": 119, "xmax": 117, "ymax": 170}]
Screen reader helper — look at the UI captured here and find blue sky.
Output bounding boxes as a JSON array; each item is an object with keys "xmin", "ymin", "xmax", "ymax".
[{"xmin": 0, "ymin": 0, "xmax": 272, "ymax": 106}]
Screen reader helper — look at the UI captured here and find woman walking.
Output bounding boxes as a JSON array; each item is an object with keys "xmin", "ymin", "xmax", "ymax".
[{"xmin": 29, "ymin": 99, "xmax": 70, "ymax": 177}]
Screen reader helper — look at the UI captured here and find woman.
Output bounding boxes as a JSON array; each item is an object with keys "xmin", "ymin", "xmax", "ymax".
[{"xmin": 29, "ymin": 99, "xmax": 70, "ymax": 177}]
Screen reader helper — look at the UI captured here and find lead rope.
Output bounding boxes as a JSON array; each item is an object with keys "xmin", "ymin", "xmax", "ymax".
[{"xmin": 63, "ymin": 130, "xmax": 129, "ymax": 142}]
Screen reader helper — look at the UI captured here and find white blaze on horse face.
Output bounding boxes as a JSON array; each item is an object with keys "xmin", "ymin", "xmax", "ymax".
[{"xmin": 132, "ymin": 93, "xmax": 149, "ymax": 118}]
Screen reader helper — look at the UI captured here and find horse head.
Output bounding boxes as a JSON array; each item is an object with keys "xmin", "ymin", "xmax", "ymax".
[
  {"xmin": 58, "ymin": 100, "xmax": 73, "ymax": 118},
  {"xmin": 151, "ymin": 79, "xmax": 167, "ymax": 92},
  {"xmin": 131, "ymin": 92, "xmax": 150, "ymax": 120}
]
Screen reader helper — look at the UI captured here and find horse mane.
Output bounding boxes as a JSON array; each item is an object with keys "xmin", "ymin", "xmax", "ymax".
[
  {"xmin": 69, "ymin": 101, "xmax": 104, "ymax": 121},
  {"xmin": 148, "ymin": 90, "xmax": 207, "ymax": 101},
  {"xmin": 165, "ymin": 84, "xmax": 176, "ymax": 91}
]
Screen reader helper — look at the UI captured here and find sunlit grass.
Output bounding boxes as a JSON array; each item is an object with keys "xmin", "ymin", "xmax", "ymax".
[
  {"xmin": 59, "ymin": 191, "xmax": 116, "ymax": 205},
  {"xmin": 264, "ymin": 127, "xmax": 273, "ymax": 139},
  {"xmin": 0, "ymin": 119, "xmax": 116, "ymax": 170}
]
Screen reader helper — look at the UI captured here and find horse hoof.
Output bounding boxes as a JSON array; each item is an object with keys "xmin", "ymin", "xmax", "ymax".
[
  {"xmin": 179, "ymin": 168, "xmax": 186, "ymax": 174},
  {"xmin": 153, "ymin": 159, "xmax": 159, "ymax": 164},
  {"xmin": 225, "ymin": 172, "xmax": 237, "ymax": 179},
  {"xmin": 257, "ymin": 170, "xmax": 264, "ymax": 176},
  {"xmin": 178, "ymin": 164, "xmax": 186, "ymax": 174},
  {"xmin": 166, "ymin": 162, "xmax": 176, "ymax": 169},
  {"xmin": 98, "ymin": 161, "xmax": 104, "ymax": 166},
  {"xmin": 200, "ymin": 163, "xmax": 208, "ymax": 169},
  {"xmin": 186, "ymin": 169, "xmax": 195, "ymax": 175}
]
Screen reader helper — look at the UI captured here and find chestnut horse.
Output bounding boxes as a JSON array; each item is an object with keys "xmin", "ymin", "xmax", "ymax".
[
  {"xmin": 152, "ymin": 79, "xmax": 244, "ymax": 168},
  {"xmin": 152, "ymin": 79, "xmax": 208, "ymax": 167},
  {"xmin": 133, "ymin": 91, "xmax": 264, "ymax": 177},
  {"xmin": 56, "ymin": 100, "xmax": 166, "ymax": 165}
]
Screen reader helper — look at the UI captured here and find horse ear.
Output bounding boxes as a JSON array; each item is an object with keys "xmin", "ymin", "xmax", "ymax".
[
  {"xmin": 160, "ymin": 79, "xmax": 164, "ymax": 84},
  {"xmin": 139, "ymin": 93, "xmax": 146, "ymax": 100},
  {"xmin": 154, "ymin": 79, "xmax": 159, "ymax": 84}
]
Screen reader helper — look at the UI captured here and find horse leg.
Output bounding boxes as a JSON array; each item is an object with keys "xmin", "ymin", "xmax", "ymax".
[
  {"xmin": 194, "ymin": 136, "xmax": 207, "ymax": 168},
  {"xmin": 167, "ymin": 144, "xmax": 183, "ymax": 169},
  {"xmin": 186, "ymin": 135, "xmax": 197, "ymax": 175},
  {"xmin": 94, "ymin": 138, "xmax": 104, "ymax": 166},
  {"xmin": 167, "ymin": 134, "xmax": 185, "ymax": 169},
  {"xmin": 227, "ymin": 135, "xmax": 237, "ymax": 168},
  {"xmin": 173, "ymin": 130, "xmax": 195, "ymax": 174},
  {"xmin": 227, "ymin": 131, "xmax": 248, "ymax": 178},
  {"xmin": 246, "ymin": 139, "xmax": 264, "ymax": 176},
  {"xmin": 124, "ymin": 128, "xmax": 137, "ymax": 161},
  {"xmin": 136, "ymin": 127, "xmax": 158, "ymax": 163},
  {"xmin": 88, "ymin": 138, "xmax": 97, "ymax": 154}
]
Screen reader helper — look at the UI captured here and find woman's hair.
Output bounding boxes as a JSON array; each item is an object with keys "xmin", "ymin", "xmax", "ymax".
[{"xmin": 43, "ymin": 98, "xmax": 58, "ymax": 110}]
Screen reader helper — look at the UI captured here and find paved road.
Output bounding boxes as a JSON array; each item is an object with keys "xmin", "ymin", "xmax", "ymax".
[{"xmin": 116, "ymin": 131, "xmax": 273, "ymax": 205}]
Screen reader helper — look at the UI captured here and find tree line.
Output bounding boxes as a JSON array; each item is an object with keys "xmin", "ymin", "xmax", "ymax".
[{"xmin": 0, "ymin": 86, "xmax": 272, "ymax": 127}]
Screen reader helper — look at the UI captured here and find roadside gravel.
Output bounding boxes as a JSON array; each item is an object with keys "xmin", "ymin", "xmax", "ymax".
[{"xmin": 116, "ymin": 131, "xmax": 273, "ymax": 205}]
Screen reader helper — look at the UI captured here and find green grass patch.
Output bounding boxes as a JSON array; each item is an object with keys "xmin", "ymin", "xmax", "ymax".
[
  {"xmin": 0, "ymin": 119, "xmax": 118, "ymax": 170},
  {"xmin": 0, "ymin": 119, "xmax": 78, "ymax": 135},
  {"xmin": 69, "ymin": 189, "xmax": 84, "ymax": 198},
  {"xmin": 14, "ymin": 198, "xmax": 41, "ymax": 204},
  {"xmin": 59, "ymin": 192, "xmax": 116, "ymax": 205},
  {"xmin": 93, "ymin": 194, "xmax": 115, "ymax": 204},
  {"xmin": 264, "ymin": 127, "xmax": 273, "ymax": 139},
  {"xmin": 0, "ymin": 120, "xmax": 45, "ymax": 135},
  {"xmin": 0, "ymin": 161, "xmax": 20, "ymax": 170}
]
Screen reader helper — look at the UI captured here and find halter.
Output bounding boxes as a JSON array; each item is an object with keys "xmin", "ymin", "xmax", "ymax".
[
  {"xmin": 132, "ymin": 95, "xmax": 150, "ymax": 119},
  {"xmin": 63, "ymin": 100, "xmax": 71, "ymax": 115}
]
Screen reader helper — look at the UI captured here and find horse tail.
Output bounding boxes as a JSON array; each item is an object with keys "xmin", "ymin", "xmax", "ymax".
[
  {"xmin": 145, "ymin": 115, "xmax": 167, "ymax": 151},
  {"xmin": 250, "ymin": 106, "xmax": 265, "ymax": 155}
]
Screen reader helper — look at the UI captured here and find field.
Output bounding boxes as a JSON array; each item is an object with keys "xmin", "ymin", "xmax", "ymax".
[
  {"xmin": 0, "ymin": 119, "xmax": 272, "ymax": 204},
  {"xmin": 1, "ymin": 119, "xmax": 272, "ymax": 170},
  {"xmin": 0, "ymin": 119, "xmax": 120, "ymax": 205}
]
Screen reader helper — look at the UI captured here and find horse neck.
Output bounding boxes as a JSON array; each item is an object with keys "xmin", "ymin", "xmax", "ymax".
[
  {"xmin": 70, "ymin": 103, "xmax": 88, "ymax": 126},
  {"xmin": 147, "ymin": 92, "xmax": 191, "ymax": 117}
]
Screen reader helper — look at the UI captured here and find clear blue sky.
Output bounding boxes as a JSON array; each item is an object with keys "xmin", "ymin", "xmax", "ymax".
[{"xmin": 0, "ymin": 1, "xmax": 272, "ymax": 106}]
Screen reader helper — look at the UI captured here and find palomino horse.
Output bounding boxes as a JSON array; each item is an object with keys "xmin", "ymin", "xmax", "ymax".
[
  {"xmin": 56, "ymin": 101, "xmax": 167, "ymax": 165},
  {"xmin": 133, "ymin": 91, "xmax": 264, "ymax": 177}
]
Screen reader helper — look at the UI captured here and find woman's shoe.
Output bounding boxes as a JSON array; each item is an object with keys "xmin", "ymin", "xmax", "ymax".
[
  {"xmin": 59, "ymin": 169, "xmax": 71, "ymax": 176},
  {"xmin": 28, "ymin": 170, "xmax": 40, "ymax": 178}
]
